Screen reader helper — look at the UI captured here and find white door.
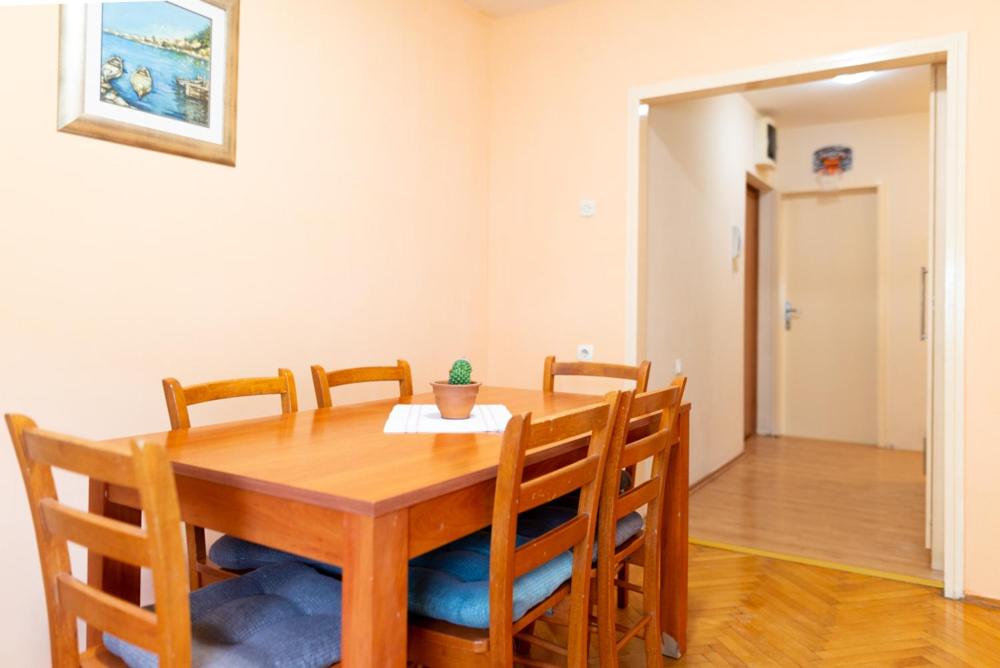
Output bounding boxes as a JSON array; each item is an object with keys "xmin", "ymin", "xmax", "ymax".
[{"xmin": 778, "ymin": 189, "xmax": 879, "ymax": 444}]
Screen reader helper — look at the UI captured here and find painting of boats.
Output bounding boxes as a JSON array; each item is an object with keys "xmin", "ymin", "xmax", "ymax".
[
  {"xmin": 58, "ymin": 0, "xmax": 239, "ymax": 166},
  {"xmin": 99, "ymin": 2, "xmax": 212, "ymax": 126}
]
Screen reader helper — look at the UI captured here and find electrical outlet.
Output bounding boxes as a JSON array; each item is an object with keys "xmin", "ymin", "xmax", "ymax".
[
  {"xmin": 579, "ymin": 200, "xmax": 596, "ymax": 218},
  {"xmin": 577, "ymin": 344, "xmax": 594, "ymax": 362},
  {"xmin": 674, "ymin": 358, "xmax": 683, "ymax": 374}
]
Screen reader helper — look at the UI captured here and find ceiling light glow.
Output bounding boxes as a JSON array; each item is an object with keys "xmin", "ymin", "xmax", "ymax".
[{"xmin": 832, "ymin": 71, "xmax": 878, "ymax": 85}]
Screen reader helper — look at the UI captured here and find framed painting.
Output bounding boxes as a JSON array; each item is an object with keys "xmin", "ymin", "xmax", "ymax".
[{"xmin": 58, "ymin": 0, "xmax": 239, "ymax": 166}]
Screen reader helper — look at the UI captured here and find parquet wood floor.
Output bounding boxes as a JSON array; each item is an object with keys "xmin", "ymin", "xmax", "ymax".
[{"xmin": 529, "ymin": 545, "xmax": 1000, "ymax": 666}]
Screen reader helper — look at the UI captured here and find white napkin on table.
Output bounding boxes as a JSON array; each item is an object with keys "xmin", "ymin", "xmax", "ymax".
[{"xmin": 383, "ymin": 404, "xmax": 513, "ymax": 434}]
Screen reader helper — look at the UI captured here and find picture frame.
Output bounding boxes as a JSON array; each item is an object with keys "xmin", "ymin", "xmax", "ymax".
[{"xmin": 58, "ymin": 0, "xmax": 240, "ymax": 166}]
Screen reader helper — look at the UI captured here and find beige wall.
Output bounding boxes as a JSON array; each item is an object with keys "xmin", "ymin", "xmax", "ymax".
[
  {"xmin": 3, "ymin": 6, "xmax": 1000, "ymax": 662},
  {"xmin": 0, "ymin": 1, "xmax": 489, "ymax": 663},
  {"xmin": 775, "ymin": 112, "xmax": 931, "ymax": 452},
  {"xmin": 645, "ymin": 95, "xmax": 762, "ymax": 484},
  {"xmin": 486, "ymin": 0, "xmax": 1000, "ymax": 599}
]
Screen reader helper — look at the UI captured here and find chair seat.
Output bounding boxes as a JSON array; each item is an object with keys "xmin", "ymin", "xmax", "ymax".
[
  {"xmin": 209, "ymin": 535, "xmax": 342, "ymax": 577},
  {"xmin": 407, "ymin": 509, "xmax": 643, "ymax": 629},
  {"xmin": 104, "ymin": 563, "xmax": 342, "ymax": 668}
]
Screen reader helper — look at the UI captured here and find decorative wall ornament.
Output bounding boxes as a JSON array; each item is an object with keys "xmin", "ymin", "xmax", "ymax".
[
  {"xmin": 58, "ymin": 0, "xmax": 240, "ymax": 166},
  {"xmin": 813, "ymin": 145, "xmax": 853, "ymax": 190}
]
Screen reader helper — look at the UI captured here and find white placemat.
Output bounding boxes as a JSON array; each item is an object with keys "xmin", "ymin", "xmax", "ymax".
[{"xmin": 384, "ymin": 404, "xmax": 513, "ymax": 434}]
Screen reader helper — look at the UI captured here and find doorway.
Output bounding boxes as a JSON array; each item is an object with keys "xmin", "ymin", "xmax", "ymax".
[{"xmin": 630, "ymin": 37, "xmax": 967, "ymax": 597}]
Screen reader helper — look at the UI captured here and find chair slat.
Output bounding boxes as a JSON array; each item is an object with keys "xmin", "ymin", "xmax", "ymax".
[
  {"xmin": 518, "ymin": 455, "xmax": 599, "ymax": 513},
  {"xmin": 551, "ymin": 361, "xmax": 642, "ymax": 381},
  {"xmin": 183, "ymin": 376, "xmax": 289, "ymax": 405},
  {"xmin": 513, "ymin": 515, "xmax": 588, "ymax": 579},
  {"xmin": 327, "ymin": 366, "xmax": 405, "ymax": 385},
  {"xmin": 41, "ymin": 499, "xmax": 150, "ymax": 567},
  {"xmin": 619, "ymin": 430, "xmax": 672, "ymax": 470},
  {"xmin": 312, "ymin": 360, "xmax": 413, "ymax": 409},
  {"xmin": 543, "ymin": 356, "xmax": 651, "ymax": 393},
  {"xmin": 57, "ymin": 574, "xmax": 159, "ymax": 653},
  {"xmin": 629, "ymin": 384, "xmax": 683, "ymax": 423},
  {"xmin": 528, "ymin": 403, "xmax": 609, "ymax": 450},
  {"xmin": 614, "ymin": 478, "xmax": 659, "ymax": 520},
  {"xmin": 24, "ymin": 430, "xmax": 135, "ymax": 488}
]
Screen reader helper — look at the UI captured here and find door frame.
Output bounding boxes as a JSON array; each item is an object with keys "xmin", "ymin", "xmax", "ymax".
[
  {"xmin": 625, "ymin": 34, "xmax": 967, "ymax": 598},
  {"xmin": 773, "ymin": 186, "xmax": 887, "ymax": 446},
  {"xmin": 744, "ymin": 182, "xmax": 760, "ymax": 440}
]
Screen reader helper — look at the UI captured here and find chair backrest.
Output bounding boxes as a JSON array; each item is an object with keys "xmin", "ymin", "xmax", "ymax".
[
  {"xmin": 488, "ymin": 391, "xmax": 621, "ymax": 665},
  {"xmin": 542, "ymin": 355, "xmax": 651, "ymax": 393},
  {"xmin": 599, "ymin": 377, "xmax": 687, "ymax": 564},
  {"xmin": 162, "ymin": 368, "xmax": 298, "ymax": 429},
  {"xmin": 310, "ymin": 359, "xmax": 413, "ymax": 408},
  {"xmin": 6, "ymin": 414, "xmax": 191, "ymax": 667}
]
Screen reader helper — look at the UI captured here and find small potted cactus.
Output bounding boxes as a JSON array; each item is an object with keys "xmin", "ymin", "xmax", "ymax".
[{"xmin": 430, "ymin": 358, "xmax": 481, "ymax": 419}]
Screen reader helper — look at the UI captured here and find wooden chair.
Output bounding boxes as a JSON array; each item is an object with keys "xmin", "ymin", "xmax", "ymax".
[
  {"xmin": 543, "ymin": 356, "xmax": 651, "ymax": 393},
  {"xmin": 6, "ymin": 414, "xmax": 191, "ymax": 667},
  {"xmin": 543, "ymin": 355, "xmax": 652, "ymax": 609},
  {"xmin": 7, "ymin": 414, "xmax": 345, "ymax": 668},
  {"xmin": 162, "ymin": 368, "xmax": 298, "ymax": 589},
  {"xmin": 310, "ymin": 359, "xmax": 413, "ymax": 408},
  {"xmin": 595, "ymin": 377, "xmax": 687, "ymax": 667},
  {"xmin": 407, "ymin": 392, "xmax": 622, "ymax": 667}
]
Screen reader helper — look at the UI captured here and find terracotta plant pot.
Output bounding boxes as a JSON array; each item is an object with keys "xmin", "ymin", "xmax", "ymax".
[{"xmin": 430, "ymin": 381, "xmax": 481, "ymax": 419}]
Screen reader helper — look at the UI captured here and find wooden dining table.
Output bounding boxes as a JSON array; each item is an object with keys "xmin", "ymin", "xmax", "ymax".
[{"xmin": 89, "ymin": 386, "xmax": 691, "ymax": 666}]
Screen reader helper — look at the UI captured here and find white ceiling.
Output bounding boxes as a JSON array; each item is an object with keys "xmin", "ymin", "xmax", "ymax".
[
  {"xmin": 743, "ymin": 65, "xmax": 932, "ymax": 127},
  {"xmin": 464, "ymin": 0, "xmax": 573, "ymax": 16}
]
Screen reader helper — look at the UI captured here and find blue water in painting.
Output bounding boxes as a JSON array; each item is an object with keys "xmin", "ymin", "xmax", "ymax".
[{"xmin": 101, "ymin": 33, "xmax": 210, "ymax": 127}]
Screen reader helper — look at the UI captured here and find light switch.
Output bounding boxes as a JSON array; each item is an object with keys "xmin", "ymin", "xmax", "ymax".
[{"xmin": 731, "ymin": 226, "xmax": 743, "ymax": 260}]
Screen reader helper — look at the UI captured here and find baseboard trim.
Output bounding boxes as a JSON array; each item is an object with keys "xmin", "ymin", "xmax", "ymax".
[
  {"xmin": 689, "ymin": 537, "xmax": 944, "ymax": 589},
  {"xmin": 689, "ymin": 445, "xmax": 748, "ymax": 493},
  {"xmin": 964, "ymin": 594, "xmax": 1000, "ymax": 610}
]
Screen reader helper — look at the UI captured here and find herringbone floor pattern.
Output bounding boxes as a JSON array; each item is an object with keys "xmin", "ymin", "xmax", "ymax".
[{"xmin": 532, "ymin": 545, "xmax": 1000, "ymax": 666}]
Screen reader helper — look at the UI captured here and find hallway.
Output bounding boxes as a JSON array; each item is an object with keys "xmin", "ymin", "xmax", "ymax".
[{"xmin": 689, "ymin": 436, "xmax": 937, "ymax": 581}]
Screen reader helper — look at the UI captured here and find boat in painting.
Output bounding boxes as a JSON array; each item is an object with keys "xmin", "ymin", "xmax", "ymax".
[
  {"xmin": 176, "ymin": 76, "xmax": 210, "ymax": 101},
  {"xmin": 102, "ymin": 56, "xmax": 124, "ymax": 82},
  {"xmin": 130, "ymin": 67, "xmax": 153, "ymax": 98}
]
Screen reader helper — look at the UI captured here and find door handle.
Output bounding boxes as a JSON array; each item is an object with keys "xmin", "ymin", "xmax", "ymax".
[{"xmin": 784, "ymin": 300, "xmax": 800, "ymax": 331}]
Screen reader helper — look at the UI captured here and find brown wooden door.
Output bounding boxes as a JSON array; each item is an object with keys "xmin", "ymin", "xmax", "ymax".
[{"xmin": 744, "ymin": 184, "xmax": 760, "ymax": 439}]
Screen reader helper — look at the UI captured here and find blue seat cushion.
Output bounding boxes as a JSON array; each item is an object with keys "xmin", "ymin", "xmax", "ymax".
[
  {"xmin": 407, "ymin": 509, "xmax": 643, "ymax": 629},
  {"xmin": 209, "ymin": 535, "xmax": 342, "ymax": 577},
  {"xmin": 104, "ymin": 562, "xmax": 342, "ymax": 668}
]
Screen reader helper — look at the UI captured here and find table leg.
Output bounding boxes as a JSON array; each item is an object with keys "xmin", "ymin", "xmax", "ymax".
[
  {"xmin": 342, "ymin": 509, "xmax": 409, "ymax": 667},
  {"xmin": 660, "ymin": 405, "xmax": 690, "ymax": 659},
  {"xmin": 86, "ymin": 479, "xmax": 142, "ymax": 645}
]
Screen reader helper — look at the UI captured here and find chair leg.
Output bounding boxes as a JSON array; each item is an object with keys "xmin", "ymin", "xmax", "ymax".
[
  {"xmin": 185, "ymin": 524, "xmax": 207, "ymax": 590},
  {"xmin": 597, "ymin": 562, "xmax": 620, "ymax": 668},
  {"xmin": 616, "ymin": 562, "xmax": 629, "ymax": 608},
  {"xmin": 514, "ymin": 621, "xmax": 534, "ymax": 657},
  {"xmin": 642, "ymin": 563, "xmax": 663, "ymax": 665}
]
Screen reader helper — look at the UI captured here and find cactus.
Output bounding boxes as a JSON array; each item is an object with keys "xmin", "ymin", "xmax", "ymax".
[{"xmin": 448, "ymin": 358, "xmax": 473, "ymax": 385}]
